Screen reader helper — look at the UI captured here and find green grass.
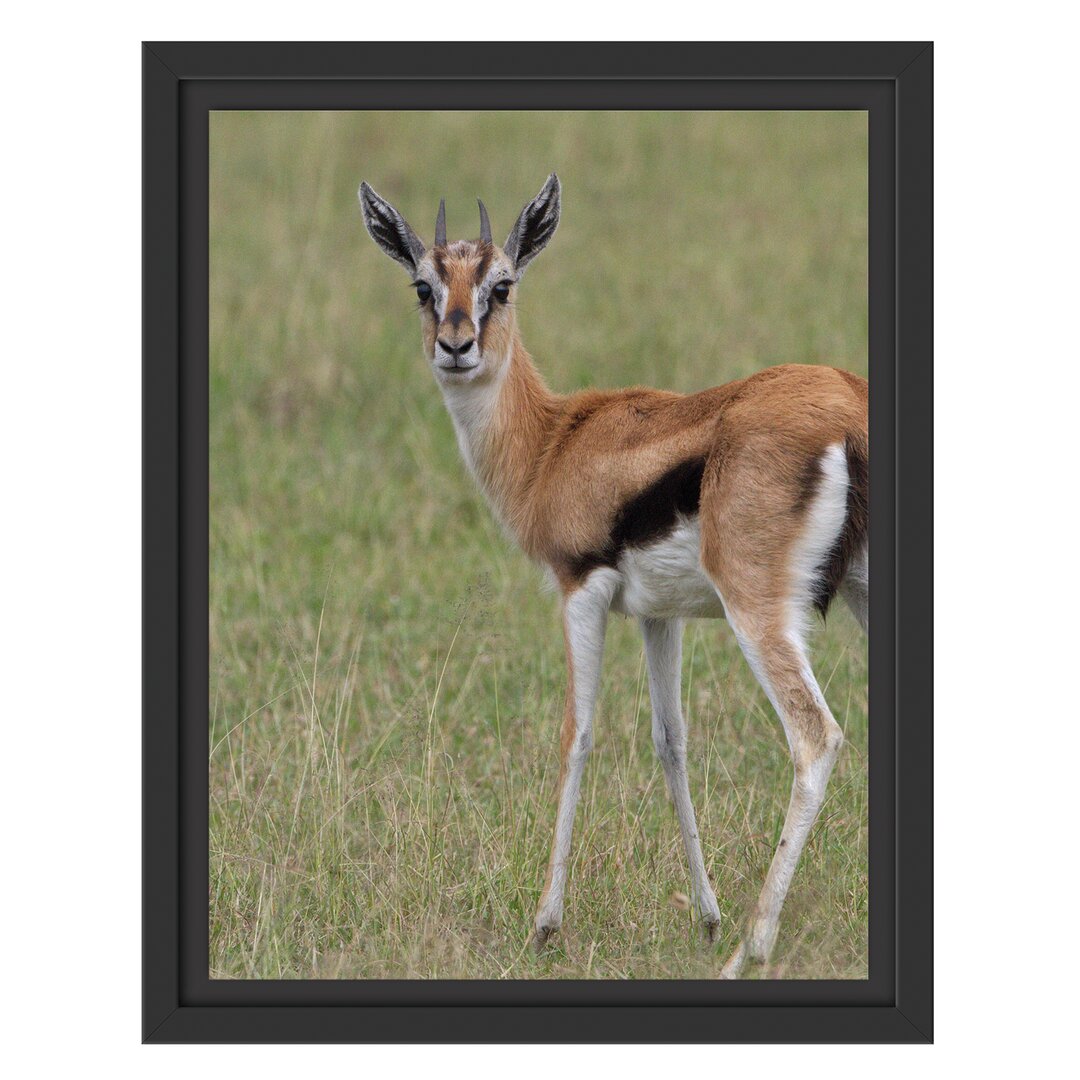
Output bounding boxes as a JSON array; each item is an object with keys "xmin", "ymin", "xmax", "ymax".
[{"xmin": 209, "ymin": 110, "xmax": 868, "ymax": 980}]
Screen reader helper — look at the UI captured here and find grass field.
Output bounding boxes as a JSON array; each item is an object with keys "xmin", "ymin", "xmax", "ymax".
[{"xmin": 209, "ymin": 110, "xmax": 868, "ymax": 980}]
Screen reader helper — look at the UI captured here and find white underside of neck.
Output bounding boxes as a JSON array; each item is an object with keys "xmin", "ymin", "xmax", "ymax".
[{"xmin": 438, "ymin": 361, "xmax": 507, "ymax": 489}]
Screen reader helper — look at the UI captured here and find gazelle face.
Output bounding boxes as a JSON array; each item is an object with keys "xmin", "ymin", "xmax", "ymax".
[
  {"xmin": 412, "ymin": 241, "xmax": 518, "ymax": 383},
  {"xmin": 359, "ymin": 174, "xmax": 561, "ymax": 387}
]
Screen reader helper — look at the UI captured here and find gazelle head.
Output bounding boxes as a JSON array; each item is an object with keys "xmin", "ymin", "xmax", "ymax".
[{"xmin": 359, "ymin": 174, "xmax": 561, "ymax": 384}]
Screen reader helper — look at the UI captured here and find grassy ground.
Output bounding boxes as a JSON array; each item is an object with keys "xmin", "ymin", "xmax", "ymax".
[{"xmin": 209, "ymin": 110, "xmax": 868, "ymax": 980}]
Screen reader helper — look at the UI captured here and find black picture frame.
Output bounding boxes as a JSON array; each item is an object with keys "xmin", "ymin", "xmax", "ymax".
[{"xmin": 143, "ymin": 40, "xmax": 932, "ymax": 1044}]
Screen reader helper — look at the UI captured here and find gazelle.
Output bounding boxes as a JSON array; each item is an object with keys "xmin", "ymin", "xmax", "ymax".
[{"xmin": 359, "ymin": 174, "xmax": 868, "ymax": 977}]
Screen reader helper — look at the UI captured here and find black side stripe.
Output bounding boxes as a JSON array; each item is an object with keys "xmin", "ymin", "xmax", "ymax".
[{"xmin": 566, "ymin": 457, "xmax": 706, "ymax": 580}]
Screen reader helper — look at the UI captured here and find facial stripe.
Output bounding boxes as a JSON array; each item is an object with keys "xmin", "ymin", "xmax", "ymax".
[{"xmin": 477, "ymin": 307, "xmax": 492, "ymax": 351}]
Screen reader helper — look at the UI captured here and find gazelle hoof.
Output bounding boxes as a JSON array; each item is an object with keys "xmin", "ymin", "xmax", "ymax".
[
  {"xmin": 532, "ymin": 923, "xmax": 558, "ymax": 952},
  {"xmin": 701, "ymin": 915, "xmax": 721, "ymax": 944}
]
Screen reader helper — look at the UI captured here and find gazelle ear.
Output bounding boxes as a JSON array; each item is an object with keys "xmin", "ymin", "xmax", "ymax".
[
  {"xmin": 358, "ymin": 182, "xmax": 426, "ymax": 273},
  {"xmin": 504, "ymin": 173, "xmax": 561, "ymax": 272}
]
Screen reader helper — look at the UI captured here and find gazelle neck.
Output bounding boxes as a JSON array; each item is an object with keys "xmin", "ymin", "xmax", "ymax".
[{"xmin": 438, "ymin": 332, "xmax": 562, "ymax": 537}]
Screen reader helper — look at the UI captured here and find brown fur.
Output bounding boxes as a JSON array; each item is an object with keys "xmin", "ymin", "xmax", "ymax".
[
  {"xmin": 696, "ymin": 367, "xmax": 867, "ymax": 618},
  {"xmin": 471, "ymin": 346, "xmax": 867, "ymax": 610}
]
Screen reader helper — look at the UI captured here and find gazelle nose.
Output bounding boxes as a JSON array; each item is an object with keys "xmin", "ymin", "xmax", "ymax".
[{"xmin": 438, "ymin": 338, "xmax": 474, "ymax": 357}]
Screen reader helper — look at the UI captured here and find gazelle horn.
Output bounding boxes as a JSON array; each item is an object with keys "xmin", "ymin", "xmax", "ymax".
[
  {"xmin": 478, "ymin": 198, "xmax": 492, "ymax": 245},
  {"xmin": 435, "ymin": 199, "xmax": 446, "ymax": 247}
]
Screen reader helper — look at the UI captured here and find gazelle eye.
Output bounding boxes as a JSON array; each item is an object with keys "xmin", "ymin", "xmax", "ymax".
[
  {"xmin": 492, "ymin": 282, "xmax": 511, "ymax": 304},
  {"xmin": 415, "ymin": 281, "xmax": 432, "ymax": 304}
]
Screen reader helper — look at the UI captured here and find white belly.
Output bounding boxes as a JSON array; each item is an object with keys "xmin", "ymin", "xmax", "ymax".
[{"xmin": 610, "ymin": 516, "xmax": 726, "ymax": 620}]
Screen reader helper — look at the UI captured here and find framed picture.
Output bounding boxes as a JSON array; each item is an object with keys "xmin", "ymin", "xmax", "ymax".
[{"xmin": 143, "ymin": 40, "xmax": 932, "ymax": 1043}]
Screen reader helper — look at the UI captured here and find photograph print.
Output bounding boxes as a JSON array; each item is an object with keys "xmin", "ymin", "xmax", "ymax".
[{"xmin": 209, "ymin": 109, "xmax": 869, "ymax": 981}]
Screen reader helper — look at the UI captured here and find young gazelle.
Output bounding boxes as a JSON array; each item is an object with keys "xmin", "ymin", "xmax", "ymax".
[{"xmin": 359, "ymin": 175, "xmax": 868, "ymax": 976}]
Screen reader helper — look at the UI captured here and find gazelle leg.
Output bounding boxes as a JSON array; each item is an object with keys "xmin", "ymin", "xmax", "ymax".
[
  {"xmin": 697, "ymin": 433, "xmax": 859, "ymax": 976},
  {"xmin": 533, "ymin": 571, "xmax": 614, "ymax": 950},
  {"xmin": 720, "ymin": 623, "xmax": 843, "ymax": 978},
  {"xmin": 640, "ymin": 617, "xmax": 722, "ymax": 941}
]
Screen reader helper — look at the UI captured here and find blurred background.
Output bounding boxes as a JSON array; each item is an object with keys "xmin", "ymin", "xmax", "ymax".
[{"xmin": 209, "ymin": 110, "xmax": 867, "ymax": 980}]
